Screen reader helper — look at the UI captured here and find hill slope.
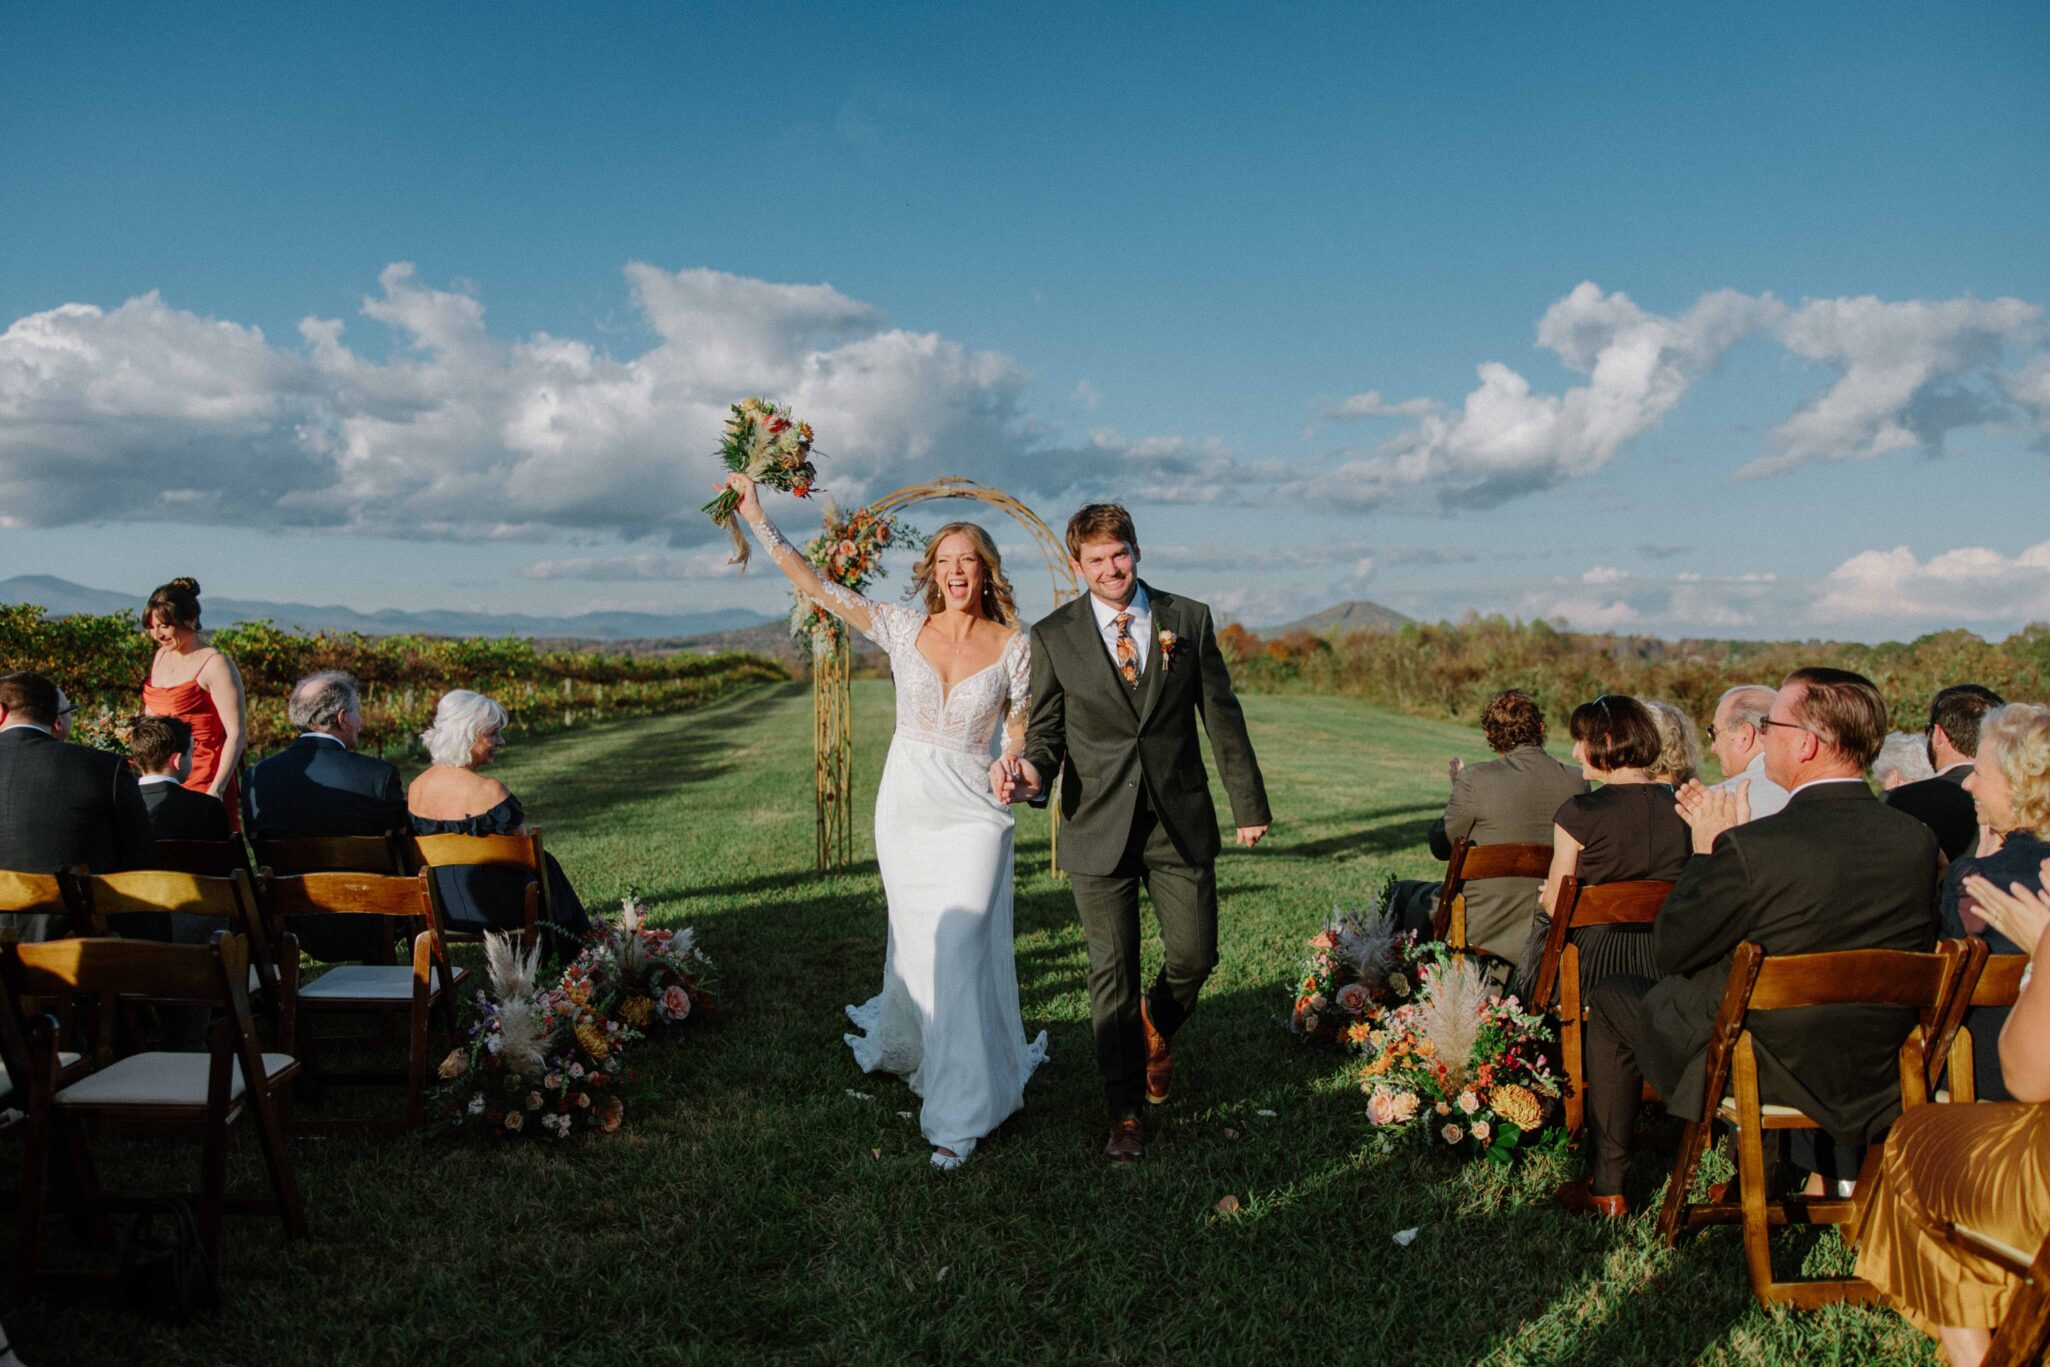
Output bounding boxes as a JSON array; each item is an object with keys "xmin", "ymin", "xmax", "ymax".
[{"xmin": 1259, "ymin": 599, "xmax": 1414, "ymax": 636}]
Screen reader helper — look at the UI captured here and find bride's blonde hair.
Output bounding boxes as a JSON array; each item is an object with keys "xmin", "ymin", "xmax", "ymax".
[{"xmin": 909, "ymin": 523, "xmax": 1018, "ymax": 626}]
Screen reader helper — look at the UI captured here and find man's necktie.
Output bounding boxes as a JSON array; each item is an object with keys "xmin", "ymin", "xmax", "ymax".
[{"xmin": 1113, "ymin": 611, "xmax": 1139, "ymax": 688}]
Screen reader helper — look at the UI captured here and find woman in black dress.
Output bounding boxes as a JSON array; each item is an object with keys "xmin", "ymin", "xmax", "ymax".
[
  {"xmin": 1515, "ymin": 695, "xmax": 1691, "ymax": 1002},
  {"xmin": 408, "ymin": 690, "xmax": 591, "ymax": 957}
]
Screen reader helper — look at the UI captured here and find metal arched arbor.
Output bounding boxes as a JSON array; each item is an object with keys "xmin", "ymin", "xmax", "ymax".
[{"xmin": 814, "ymin": 478, "xmax": 1080, "ymax": 871}]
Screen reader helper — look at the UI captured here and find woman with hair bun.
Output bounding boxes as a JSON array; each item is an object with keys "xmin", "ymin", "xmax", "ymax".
[{"xmin": 140, "ymin": 577, "xmax": 248, "ymax": 831}]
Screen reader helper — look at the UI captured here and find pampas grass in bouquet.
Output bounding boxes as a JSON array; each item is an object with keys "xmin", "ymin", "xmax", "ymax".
[{"xmin": 700, "ymin": 397, "xmax": 819, "ymax": 569}]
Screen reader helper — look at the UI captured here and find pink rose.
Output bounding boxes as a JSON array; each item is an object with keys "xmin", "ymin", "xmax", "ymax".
[
  {"xmin": 1440, "ymin": 1123, "xmax": 1463, "ymax": 1145},
  {"xmin": 1335, "ymin": 982, "xmax": 1372, "ymax": 1017},
  {"xmin": 1309, "ymin": 930, "xmax": 1338, "ymax": 951},
  {"xmin": 1366, "ymin": 1087, "xmax": 1421, "ymax": 1126},
  {"xmin": 662, "ymin": 985, "xmax": 692, "ymax": 1021}
]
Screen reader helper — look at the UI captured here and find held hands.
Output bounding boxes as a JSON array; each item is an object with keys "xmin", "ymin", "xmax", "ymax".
[
  {"xmin": 1961, "ymin": 857, "xmax": 2050, "ymax": 959},
  {"xmin": 988, "ymin": 754, "xmax": 1043, "ymax": 804},
  {"xmin": 1675, "ymin": 777, "xmax": 1749, "ymax": 854}
]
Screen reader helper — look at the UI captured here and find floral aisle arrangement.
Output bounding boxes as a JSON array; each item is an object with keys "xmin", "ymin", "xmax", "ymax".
[
  {"xmin": 787, "ymin": 500, "xmax": 919, "ymax": 658},
  {"xmin": 441, "ymin": 933, "xmax": 637, "ymax": 1139},
  {"xmin": 700, "ymin": 397, "xmax": 821, "ymax": 568},
  {"xmin": 1356, "ymin": 953, "xmax": 1566, "ymax": 1166},
  {"xmin": 1285, "ymin": 875, "xmax": 1422, "ymax": 1044},
  {"xmin": 571, "ymin": 893, "xmax": 720, "ymax": 1033}
]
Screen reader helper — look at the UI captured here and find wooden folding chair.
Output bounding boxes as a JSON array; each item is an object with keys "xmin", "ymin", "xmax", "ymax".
[
  {"xmin": 1655, "ymin": 940, "xmax": 1972, "ymax": 1308},
  {"xmin": 0, "ymin": 869, "xmax": 78, "ymax": 944},
  {"xmin": 258, "ymin": 870, "xmax": 465, "ymax": 1134},
  {"xmin": 400, "ymin": 830, "xmax": 546, "ymax": 954},
  {"xmin": 1431, "ymin": 835, "xmax": 1552, "ymax": 953},
  {"xmin": 148, "ymin": 837, "xmax": 252, "ymax": 879},
  {"xmin": 250, "ymin": 833, "xmax": 401, "ymax": 875},
  {"xmin": 1945, "ymin": 1222, "xmax": 2050, "ymax": 1367},
  {"xmin": 0, "ymin": 932, "xmax": 306, "ymax": 1285},
  {"xmin": 1529, "ymin": 876, "xmax": 1675, "ymax": 1134},
  {"xmin": 0, "ymin": 929, "xmax": 90, "ymax": 1131},
  {"xmin": 64, "ymin": 870, "xmax": 292, "ymax": 1049},
  {"xmin": 1928, "ymin": 947, "xmax": 2028, "ymax": 1103}
]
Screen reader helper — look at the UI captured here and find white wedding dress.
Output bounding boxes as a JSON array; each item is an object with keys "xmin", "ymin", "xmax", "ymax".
[{"xmin": 840, "ymin": 598, "xmax": 1049, "ymax": 1164}]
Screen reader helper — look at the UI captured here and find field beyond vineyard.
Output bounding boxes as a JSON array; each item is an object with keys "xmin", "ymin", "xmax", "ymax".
[{"xmin": 0, "ymin": 603, "xmax": 787, "ymax": 761}]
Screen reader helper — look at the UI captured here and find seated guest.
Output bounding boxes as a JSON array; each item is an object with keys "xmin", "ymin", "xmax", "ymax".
[
  {"xmin": 1858, "ymin": 856, "xmax": 2050, "ymax": 1367},
  {"xmin": 130, "ymin": 715, "xmax": 232, "ymax": 842},
  {"xmin": 1937, "ymin": 703, "xmax": 2050, "ymax": 1103},
  {"xmin": 1874, "ymin": 730, "xmax": 1937, "ymax": 791},
  {"xmin": 1640, "ymin": 699, "xmax": 1701, "ymax": 789},
  {"xmin": 407, "ymin": 690, "xmax": 590, "ymax": 956},
  {"xmin": 245, "ymin": 670, "xmax": 406, "ymax": 962},
  {"xmin": 1560, "ymin": 668, "xmax": 1940, "ymax": 1217},
  {"xmin": 1706, "ymin": 684, "xmax": 1791, "ymax": 818},
  {"xmin": 1382, "ymin": 691, "xmax": 1585, "ymax": 964},
  {"xmin": 1888, "ymin": 683, "xmax": 2005, "ymax": 864},
  {"xmin": 1515, "ymin": 695, "xmax": 1691, "ymax": 1002},
  {"xmin": 0, "ymin": 671, "xmax": 154, "ymax": 940}
]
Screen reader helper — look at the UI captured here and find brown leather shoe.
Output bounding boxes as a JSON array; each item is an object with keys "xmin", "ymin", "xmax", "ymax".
[
  {"xmin": 1104, "ymin": 1115, "xmax": 1144, "ymax": 1163},
  {"xmin": 1554, "ymin": 1178, "xmax": 1628, "ymax": 1219},
  {"xmin": 1140, "ymin": 1000, "xmax": 1172, "ymax": 1106}
]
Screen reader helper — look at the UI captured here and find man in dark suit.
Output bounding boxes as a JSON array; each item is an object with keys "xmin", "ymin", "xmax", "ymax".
[
  {"xmin": 0, "ymin": 671, "xmax": 155, "ymax": 940},
  {"xmin": 244, "ymin": 670, "xmax": 406, "ymax": 960},
  {"xmin": 1885, "ymin": 683, "xmax": 2003, "ymax": 864},
  {"xmin": 1004, "ymin": 504, "xmax": 1270, "ymax": 1162},
  {"xmin": 1561, "ymin": 666, "xmax": 1940, "ymax": 1217},
  {"xmin": 130, "ymin": 715, "xmax": 232, "ymax": 842},
  {"xmin": 1423, "ymin": 689, "xmax": 1588, "ymax": 966}
]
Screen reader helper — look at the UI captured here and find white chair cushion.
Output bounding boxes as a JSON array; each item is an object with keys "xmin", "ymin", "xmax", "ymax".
[
  {"xmin": 1716, "ymin": 1095, "xmax": 1810, "ymax": 1122},
  {"xmin": 55, "ymin": 1052, "xmax": 295, "ymax": 1108},
  {"xmin": 0, "ymin": 1052, "xmax": 83, "ymax": 1101},
  {"xmin": 300, "ymin": 963, "xmax": 465, "ymax": 1003}
]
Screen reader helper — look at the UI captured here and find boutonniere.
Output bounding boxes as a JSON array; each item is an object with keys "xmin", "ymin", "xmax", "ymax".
[{"xmin": 1157, "ymin": 629, "xmax": 1178, "ymax": 669}]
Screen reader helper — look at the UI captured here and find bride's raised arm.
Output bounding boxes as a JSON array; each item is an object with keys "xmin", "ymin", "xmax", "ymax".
[{"xmin": 724, "ymin": 472, "xmax": 875, "ymax": 638}]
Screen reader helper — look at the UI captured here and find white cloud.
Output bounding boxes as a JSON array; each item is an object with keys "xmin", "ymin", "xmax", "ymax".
[
  {"xmin": 2002, "ymin": 352, "xmax": 2050, "ymax": 446},
  {"xmin": 1320, "ymin": 284, "xmax": 1784, "ymax": 511},
  {"xmin": 1813, "ymin": 541, "xmax": 2050, "ymax": 623},
  {"xmin": 1581, "ymin": 565, "xmax": 1627, "ymax": 584},
  {"xmin": 1072, "ymin": 379, "xmax": 1102, "ymax": 410},
  {"xmin": 1740, "ymin": 295, "xmax": 2044, "ymax": 478},
  {"xmin": 524, "ymin": 548, "xmax": 738, "ymax": 581}
]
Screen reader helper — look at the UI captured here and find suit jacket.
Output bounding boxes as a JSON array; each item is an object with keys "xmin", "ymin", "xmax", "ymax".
[
  {"xmin": 1883, "ymin": 765, "xmax": 1977, "ymax": 863},
  {"xmin": 245, "ymin": 736, "xmax": 406, "ymax": 839},
  {"xmin": 140, "ymin": 780, "xmax": 234, "ymax": 842},
  {"xmin": 1, "ymin": 727, "xmax": 155, "ymax": 940},
  {"xmin": 1022, "ymin": 584, "xmax": 1269, "ymax": 875},
  {"xmin": 1637, "ymin": 779, "xmax": 1940, "ymax": 1142},
  {"xmin": 1427, "ymin": 746, "xmax": 1589, "ymax": 962}
]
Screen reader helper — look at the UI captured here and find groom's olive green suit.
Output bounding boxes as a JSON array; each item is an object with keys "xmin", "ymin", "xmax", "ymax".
[{"xmin": 1022, "ymin": 583, "xmax": 1269, "ymax": 1114}]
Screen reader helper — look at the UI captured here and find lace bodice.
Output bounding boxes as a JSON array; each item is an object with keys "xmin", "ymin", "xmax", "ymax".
[{"xmin": 743, "ymin": 508, "xmax": 1030, "ymax": 757}]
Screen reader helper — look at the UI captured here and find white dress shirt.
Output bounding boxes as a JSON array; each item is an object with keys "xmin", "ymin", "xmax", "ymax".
[
  {"xmin": 1089, "ymin": 585, "xmax": 1152, "ymax": 674},
  {"xmin": 1717, "ymin": 752, "xmax": 1791, "ymax": 819},
  {"xmin": 137, "ymin": 773, "xmax": 183, "ymax": 788}
]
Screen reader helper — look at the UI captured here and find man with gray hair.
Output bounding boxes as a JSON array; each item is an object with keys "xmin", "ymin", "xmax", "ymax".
[
  {"xmin": 1705, "ymin": 683, "xmax": 1790, "ymax": 820},
  {"xmin": 245, "ymin": 670, "xmax": 407, "ymax": 960}
]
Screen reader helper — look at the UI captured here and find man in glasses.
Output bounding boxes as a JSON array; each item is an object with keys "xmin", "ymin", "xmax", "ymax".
[
  {"xmin": 1885, "ymin": 683, "xmax": 2004, "ymax": 864},
  {"xmin": 1704, "ymin": 684, "xmax": 1789, "ymax": 820}
]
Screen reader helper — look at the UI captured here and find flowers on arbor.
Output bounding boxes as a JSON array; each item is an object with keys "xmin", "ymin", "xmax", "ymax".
[
  {"xmin": 441, "ymin": 894, "xmax": 715, "ymax": 1140},
  {"xmin": 701, "ymin": 397, "xmax": 821, "ymax": 568},
  {"xmin": 787, "ymin": 500, "xmax": 918, "ymax": 657}
]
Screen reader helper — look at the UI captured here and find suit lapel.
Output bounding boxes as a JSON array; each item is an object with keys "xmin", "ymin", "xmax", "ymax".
[
  {"xmin": 1134, "ymin": 585, "xmax": 1172, "ymax": 727},
  {"xmin": 1067, "ymin": 594, "xmax": 1143, "ymax": 718}
]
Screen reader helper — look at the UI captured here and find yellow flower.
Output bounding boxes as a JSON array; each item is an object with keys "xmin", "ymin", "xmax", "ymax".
[
  {"xmin": 620, "ymin": 995, "xmax": 654, "ymax": 1028},
  {"xmin": 1490, "ymin": 1084, "xmax": 1544, "ymax": 1131},
  {"xmin": 575, "ymin": 1022, "xmax": 611, "ymax": 1061}
]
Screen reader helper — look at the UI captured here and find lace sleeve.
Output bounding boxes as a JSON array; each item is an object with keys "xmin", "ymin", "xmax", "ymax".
[
  {"xmin": 1001, "ymin": 630, "xmax": 1031, "ymax": 751},
  {"xmin": 743, "ymin": 508, "xmax": 874, "ymax": 624},
  {"xmin": 862, "ymin": 600, "xmax": 922, "ymax": 653}
]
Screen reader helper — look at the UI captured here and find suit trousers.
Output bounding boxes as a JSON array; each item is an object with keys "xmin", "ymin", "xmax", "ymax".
[{"xmin": 1067, "ymin": 788, "xmax": 1218, "ymax": 1115}]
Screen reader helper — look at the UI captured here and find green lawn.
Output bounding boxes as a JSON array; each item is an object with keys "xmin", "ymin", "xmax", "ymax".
[{"xmin": 2, "ymin": 683, "xmax": 1938, "ymax": 1364}]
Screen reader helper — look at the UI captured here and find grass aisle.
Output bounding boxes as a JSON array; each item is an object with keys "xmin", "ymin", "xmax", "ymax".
[{"xmin": 6, "ymin": 683, "xmax": 1937, "ymax": 1364}]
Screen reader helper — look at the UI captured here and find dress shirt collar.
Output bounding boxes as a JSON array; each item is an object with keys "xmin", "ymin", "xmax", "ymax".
[
  {"xmin": 1787, "ymin": 775, "xmax": 1868, "ymax": 799},
  {"xmin": 137, "ymin": 773, "xmax": 186, "ymax": 787},
  {"xmin": 297, "ymin": 732, "xmax": 348, "ymax": 747},
  {"xmin": 1937, "ymin": 761, "xmax": 1974, "ymax": 777},
  {"xmin": 0, "ymin": 721, "xmax": 53, "ymax": 736},
  {"xmin": 1090, "ymin": 583, "xmax": 1150, "ymax": 631}
]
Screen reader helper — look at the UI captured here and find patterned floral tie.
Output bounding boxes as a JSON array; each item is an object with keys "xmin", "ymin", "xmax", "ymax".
[{"xmin": 1113, "ymin": 611, "xmax": 1139, "ymax": 688}]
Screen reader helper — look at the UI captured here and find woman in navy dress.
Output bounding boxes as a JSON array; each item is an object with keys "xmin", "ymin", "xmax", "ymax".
[{"xmin": 407, "ymin": 690, "xmax": 590, "ymax": 958}]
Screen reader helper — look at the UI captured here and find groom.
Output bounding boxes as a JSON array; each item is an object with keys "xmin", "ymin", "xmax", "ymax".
[{"xmin": 995, "ymin": 503, "xmax": 1270, "ymax": 1162}]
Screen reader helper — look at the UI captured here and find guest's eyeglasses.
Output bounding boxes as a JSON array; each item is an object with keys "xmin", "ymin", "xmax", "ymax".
[
  {"xmin": 1756, "ymin": 716, "xmax": 1822, "ymax": 738},
  {"xmin": 1704, "ymin": 722, "xmax": 1718, "ymax": 742},
  {"xmin": 55, "ymin": 704, "xmax": 76, "ymax": 719}
]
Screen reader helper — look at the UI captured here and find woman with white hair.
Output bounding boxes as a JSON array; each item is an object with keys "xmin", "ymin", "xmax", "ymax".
[
  {"xmin": 407, "ymin": 689, "xmax": 590, "ymax": 956},
  {"xmin": 1874, "ymin": 730, "xmax": 1938, "ymax": 790},
  {"xmin": 1638, "ymin": 698, "xmax": 1701, "ymax": 789}
]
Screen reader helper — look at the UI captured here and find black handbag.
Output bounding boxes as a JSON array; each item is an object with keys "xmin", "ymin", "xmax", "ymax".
[{"xmin": 118, "ymin": 1197, "xmax": 219, "ymax": 1322}]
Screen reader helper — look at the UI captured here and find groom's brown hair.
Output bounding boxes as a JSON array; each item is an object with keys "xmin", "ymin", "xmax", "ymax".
[{"xmin": 1064, "ymin": 503, "xmax": 1139, "ymax": 562}]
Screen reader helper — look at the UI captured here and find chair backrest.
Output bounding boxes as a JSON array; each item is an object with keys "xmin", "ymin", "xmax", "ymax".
[
  {"xmin": 400, "ymin": 831, "xmax": 552, "ymax": 920},
  {"xmin": 67, "ymin": 869, "xmax": 279, "ymax": 997},
  {"xmin": 1532, "ymin": 877, "xmax": 1675, "ymax": 1007},
  {"xmin": 259, "ymin": 870, "xmax": 448, "ymax": 965},
  {"xmin": 251, "ymin": 834, "xmax": 400, "ymax": 876},
  {"xmin": 1432, "ymin": 836, "xmax": 1553, "ymax": 943},
  {"xmin": 148, "ymin": 838, "xmax": 250, "ymax": 878},
  {"xmin": 1927, "ymin": 943, "xmax": 2025, "ymax": 1100},
  {"xmin": 0, "ymin": 870, "xmax": 72, "ymax": 918},
  {"xmin": 1973, "ymin": 953, "xmax": 2030, "ymax": 1008}
]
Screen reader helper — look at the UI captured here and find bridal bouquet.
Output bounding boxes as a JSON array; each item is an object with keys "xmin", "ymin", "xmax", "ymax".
[
  {"xmin": 788, "ymin": 500, "xmax": 918, "ymax": 657},
  {"xmin": 1285, "ymin": 875, "xmax": 1422, "ymax": 1045},
  {"xmin": 568, "ymin": 892, "xmax": 719, "ymax": 1032},
  {"xmin": 1356, "ymin": 953, "xmax": 1565, "ymax": 1166},
  {"xmin": 700, "ymin": 397, "xmax": 820, "ymax": 569},
  {"xmin": 439, "ymin": 933, "xmax": 639, "ymax": 1139}
]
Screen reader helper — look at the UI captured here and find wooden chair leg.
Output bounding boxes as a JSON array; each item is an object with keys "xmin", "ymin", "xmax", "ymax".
[
  {"xmin": 198, "ymin": 1106, "xmax": 231, "ymax": 1273},
  {"xmin": 1988, "ymin": 1281, "xmax": 2050, "ymax": 1367},
  {"xmin": 17, "ymin": 1104, "xmax": 54, "ymax": 1287},
  {"xmin": 406, "ymin": 998, "xmax": 429, "ymax": 1132},
  {"xmin": 1560, "ymin": 948, "xmax": 1585, "ymax": 1136},
  {"xmin": 250, "ymin": 1087, "xmax": 308, "ymax": 1239},
  {"xmin": 1658, "ymin": 1116, "xmax": 1713, "ymax": 1245},
  {"xmin": 55, "ymin": 1109, "xmax": 110, "ymax": 1247},
  {"xmin": 1732, "ymin": 1041, "xmax": 1776, "ymax": 1302}
]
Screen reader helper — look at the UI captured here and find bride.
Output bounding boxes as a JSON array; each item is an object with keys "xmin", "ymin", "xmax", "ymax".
[{"xmin": 727, "ymin": 473, "xmax": 1048, "ymax": 1169}]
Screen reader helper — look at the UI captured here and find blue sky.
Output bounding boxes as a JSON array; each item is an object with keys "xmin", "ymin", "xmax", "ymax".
[{"xmin": 3, "ymin": 1, "xmax": 2047, "ymax": 637}]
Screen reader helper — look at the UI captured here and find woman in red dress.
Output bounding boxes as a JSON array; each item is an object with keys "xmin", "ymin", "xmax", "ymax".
[{"xmin": 139, "ymin": 578, "xmax": 248, "ymax": 831}]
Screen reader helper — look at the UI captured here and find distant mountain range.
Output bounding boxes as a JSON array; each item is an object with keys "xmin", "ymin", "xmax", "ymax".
[
  {"xmin": 0, "ymin": 575, "xmax": 777, "ymax": 644},
  {"xmin": 1256, "ymin": 599, "xmax": 1413, "ymax": 636}
]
